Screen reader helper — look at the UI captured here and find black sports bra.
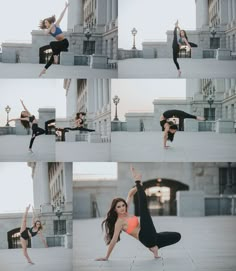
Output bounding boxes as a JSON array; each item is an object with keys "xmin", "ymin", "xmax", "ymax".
[{"xmin": 29, "ymin": 115, "xmax": 35, "ymax": 123}]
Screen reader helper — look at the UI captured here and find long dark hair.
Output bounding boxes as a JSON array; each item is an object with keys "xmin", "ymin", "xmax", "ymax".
[
  {"xmin": 20, "ymin": 112, "xmax": 30, "ymax": 129},
  {"xmin": 39, "ymin": 15, "xmax": 56, "ymax": 29},
  {"xmin": 180, "ymin": 29, "xmax": 188, "ymax": 41},
  {"xmin": 167, "ymin": 122, "xmax": 178, "ymax": 142},
  {"xmin": 101, "ymin": 198, "xmax": 127, "ymax": 245},
  {"xmin": 75, "ymin": 112, "xmax": 86, "ymax": 120}
]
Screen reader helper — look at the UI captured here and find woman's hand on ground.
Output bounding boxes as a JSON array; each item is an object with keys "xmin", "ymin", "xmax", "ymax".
[
  {"xmin": 95, "ymin": 257, "xmax": 108, "ymax": 261},
  {"xmin": 39, "ymin": 68, "xmax": 46, "ymax": 77}
]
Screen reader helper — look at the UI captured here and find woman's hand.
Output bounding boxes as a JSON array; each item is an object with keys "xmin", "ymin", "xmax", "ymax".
[
  {"xmin": 65, "ymin": 1, "xmax": 69, "ymax": 8},
  {"xmin": 95, "ymin": 257, "xmax": 108, "ymax": 261},
  {"xmin": 39, "ymin": 68, "xmax": 46, "ymax": 77},
  {"xmin": 130, "ymin": 165, "xmax": 142, "ymax": 180}
]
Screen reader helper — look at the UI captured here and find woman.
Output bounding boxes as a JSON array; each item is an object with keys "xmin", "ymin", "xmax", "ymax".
[
  {"xmin": 20, "ymin": 205, "xmax": 48, "ymax": 264},
  {"xmin": 59, "ymin": 112, "xmax": 95, "ymax": 141},
  {"xmin": 39, "ymin": 2, "xmax": 69, "ymax": 77},
  {"xmin": 96, "ymin": 167, "xmax": 181, "ymax": 260},
  {"xmin": 160, "ymin": 109, "xmax": 205, "ymax": 148},
  {"xmin": 172, "ymin": 20, "xmax": 197, "ymax": 77},
  {"xmin": 8, "ymin": 99, "xmax": 55, "ymax": 152}
]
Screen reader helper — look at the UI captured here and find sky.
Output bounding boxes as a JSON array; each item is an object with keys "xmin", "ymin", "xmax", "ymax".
[
  {"xmin": 119, "ymin": 0, "xmax": 196, "ymax": 49},
  {"xmin": 0, "ymin": 79, "xmax": 66, "ymax": 126},
  {"xmin": 111, "ymin": 79, "xmax": 186, "ymax": 121},
  {"xmin": 0, "ymin": 0, "xmax": 68, "ymax": 44},
  {"xmin": 0, "ymin": 163, "xmax": 33, "ymax": 213}
]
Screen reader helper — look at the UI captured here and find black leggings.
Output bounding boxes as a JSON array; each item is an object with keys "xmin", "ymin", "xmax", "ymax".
[
  {"xmin": 60, "ymin": 127, "xmax": 95, "ymax": 141},
  {"xmin": 29, "ymin": 119, "xmax": 55, "ymax": 149},
  {"xmin": 44, "ymin": 38, "xmax": 69, "ymax": 69},
  {"xmin": 136, "ymin": 182, "xmax": 181, "ymax": 248},
  {"xmin": 172, "ymin": 27, "xmax": 180, "ymax": 70},
  {"xmin": 163, "ymin": 110, "xmax": 197, "ymax": 120}
]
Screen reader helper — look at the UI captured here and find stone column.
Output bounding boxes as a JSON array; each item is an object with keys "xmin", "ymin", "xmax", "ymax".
[
  {"xmin": 106, "ymin": 0, "xmax": 112, "ymax": 24},
  {"xmin": 67, "ymin": 0, "xmax": 83, "ymax": 31},
  {"xmin": 228, "ymin": 0, "xmax": 232, "ymax": 24},
  {"xmin": 33, "ymin": 163, "xmax": 51, "ymax": 213},
  {"xmin": 102, "ymin": 79, "xmax": 109, "ymax": 106},
  {"xmin": 112, "ymin": 0, "xmax": 118, "ymax": 21},
  {"xmin": 66, "ymin": 79, "xmax": 78, "ymax": 118},
  {"xmin": 63, "ymin": 163, "xmax": 73, "ymax": 212},
  {"xmin": 225, "ymin": 78, "xmax": 231, "ymax": 91},
  {"xmin": 98, "ymin": 79, "xmax": 103, "ymax": 110},
  {"xmin": 195, "ymin": 0, "xmax": 209, "ymax": 29},
  {"xmin": 232, "ymin": 0, "xmax": 236, "ymax": 22},
  {"xmin": 94, "ymin": 80, "xmax": 98, "ymax": 112}
]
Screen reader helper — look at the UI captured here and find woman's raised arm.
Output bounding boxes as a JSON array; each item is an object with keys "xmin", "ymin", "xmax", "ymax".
[{"xmin": 56, "ymin": 2, "xmax": 69, "ymax": 26}]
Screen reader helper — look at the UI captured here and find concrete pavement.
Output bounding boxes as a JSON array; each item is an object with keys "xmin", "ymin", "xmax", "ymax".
[
  {"xmin": 0, "ymin": 247, "xmax": 72, "ymax": 271},
  {"xmin": 118, "ymin": 58, "xmax": 236, "ymax": 78},
  {"xmin": 73, "ymin": 216, "xmax": 236, "ymax": 271},
  {"xmin": 0, "ymin": 135, "xmax": 55, "ymax": 162},
  {"xmin": 111, "ymin": 132, "xmax": 236, "ymax": 162},
  {"xmin": 0, "ymin": 63, "xmax": 117, "ymax": 79},
  {"xmin": 56, "ymin": 142, "xmax": 111, "ymax": 162}
]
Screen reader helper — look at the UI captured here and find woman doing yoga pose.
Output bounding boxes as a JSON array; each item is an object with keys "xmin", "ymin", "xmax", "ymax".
[
  {"xmin": 58, "ymin": 112, "xmax": 95, "ymax": 141},
  {"xmin": 172, "ymin": 20, "xmax": 197, "ymax": 77},
  {"xmin": 8, "ymin": 99, "xmax": 55, "ymax": 152},
  {"xmin": 39, "ymin": 2, "xmax": 69, "ymax": 77},
  {"xmin": 96, "ymin": 167, "xmax": 181, "ymax": 261},
  {"xmin": 160, "ymin": 109, "xmax": 205, "ymax": 148},
  {"xmin": 20, "ymin": 205, "xmax": 48, "ymax": 264}
]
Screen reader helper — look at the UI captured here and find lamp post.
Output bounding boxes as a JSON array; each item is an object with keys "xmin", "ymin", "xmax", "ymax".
[
  {"xmin": 210, "ymin": 26, "xmax": 217, "ymax": 49},
  {"xmin": 207, "ymin": 95, "xmax": 214, "ymax": 121},
  {"xmin": 55, "ymin": 208, "xmax": 62, "ymax": 235},
  {"xmin": 113, "ymin": 95, "xmax": 120, "ymax": 121},
  {"xmin": 131, "ymin": 27, "xmax": 138, "ymax": 50},
  {"xmin": 5, "ymin": 105, "xmax": 11, "ymax": 126},
  {"xmin": 84, "ymin": 28, "xmax": 92, "ymax": 55}
]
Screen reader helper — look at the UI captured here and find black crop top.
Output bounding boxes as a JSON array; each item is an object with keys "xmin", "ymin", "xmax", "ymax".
[{"xmin": 29, "ymin": 115, "xmax": 35, "ymax": 123}]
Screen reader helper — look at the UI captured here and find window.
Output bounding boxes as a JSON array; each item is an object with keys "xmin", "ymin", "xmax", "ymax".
[
  {"xmin": 219, "ymin": 167, "xmax": 236, "ymax": 194},
  {"xmin": 204, "ymin": 108, "xmax": 215, "ymax": 121},
  {"xmin": 54, "ymin": 220, "xmax": 66, "ymax": 235}
]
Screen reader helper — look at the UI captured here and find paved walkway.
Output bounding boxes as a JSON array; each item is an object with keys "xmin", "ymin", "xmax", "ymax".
[
  {"xmin": 0, "ymin": 247, "xmax": 72, "ymax": 271},
  {"xmin": 111, "ymin": 132, "xmax": 236, "ymax": 162},
  {"xmin": 0, "ymin": 135, "xmax": 55, "ymax": 162},
  {"xmin": 0, "ymin": 63, "xmax": 117, "ymax": 79},
  {"xmin": 56, "ymin": 142, "xmax": 111, "ymax": 162},
  {"xmin": 118, "ymin": 58, "xmax": 236, "ymax": 78},
  {"xmin": 73, "ymin": 216, "xmax": 236, "ymax": 271}
]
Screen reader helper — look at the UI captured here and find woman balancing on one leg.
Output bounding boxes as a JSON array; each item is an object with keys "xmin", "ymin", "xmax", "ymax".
[
  {"xmin": 160, "ymin": 109, "xmax": 205, "ymax": 148},
  {"xmin": 58, "ymin": 112, "xmax": 95, "ymax": 141},
  {"xmin": 96, "ymin": 166, "xmax": 181, "ymax": 261},
  {"xmin": 20, "ymin": 205, "xmax": 48, "ymax": 264},
  {"xmin": 8, "ymin": 99, "xmax": 55, "ymax": 152},
  {"xmin": 39, "ymin": 2, "xmax": 69, "ymax": 77},
  {"xmin": 172, "ymin": 20, "xmax": 198, "ymax": 77}
]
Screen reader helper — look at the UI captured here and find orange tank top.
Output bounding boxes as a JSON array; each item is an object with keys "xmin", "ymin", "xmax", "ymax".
[{"xmin": 124, "ymin": 215, "xmax": 139, "ymax": 234}]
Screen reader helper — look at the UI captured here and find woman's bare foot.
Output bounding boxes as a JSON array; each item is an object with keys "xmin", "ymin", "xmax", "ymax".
[
  {"xmin": 178, "ymin": 70, "xmax": 181, "ymax": 77},
  {"xmin": 175, "ymin": 20, "xmax": 179, "ymax": 27},
  {"xmin": 28, "ymin": 260, "xmax": 35, "ymax": 264},
  {"xmin": 196, "ymin": 116, "xmax": 205, "ymax": 121},
  {"xmin": 149, "ymin": 246, "xmax": 161, "ymax": 258},
  {"xmin": 39, "ymin": 68, "xmax": 46, "ymax": 77}
]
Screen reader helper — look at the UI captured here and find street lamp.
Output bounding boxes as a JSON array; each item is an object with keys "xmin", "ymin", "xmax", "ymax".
[
  {"xmin": 84, "ymin": 28, "xmax": 92, "ymax": 55},
  {"xmin": 207, "ymin": 95, "xmax": 214, "ymax": 121},
  {"xmin": 210, "ymin": 26, "xmax": 217, "ymax": 49},
  {"xmin": 113, "ymin": 95, "xmax": 120, "ymax": 121},
  {"xmin": 5, "ymin": 105, "xmax": 11, "ymax": 126},
  {"xmin": 131, "ymin": 27, "xmax": 138, "ymax": 50},
  {"xmin": 55, "ymin": 208, "xmax": 62, "ymax": 235}
]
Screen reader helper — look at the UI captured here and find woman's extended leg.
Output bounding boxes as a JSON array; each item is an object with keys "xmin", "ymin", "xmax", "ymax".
[
  {"xmin": 20, "ymin": 205, "xmax": 30, "ymax": 234},
  {"xmin": 155, "ymin": 231, "xmax": 181, "ymax": 249},
  {"xmin": 29, "ymin": 124, "xmax": 45, "ymax": 150},
  {"xmin": 172, "ymin": 26, "xmax": 181, "ymax": 76},
  {"xmin": 136, "ymin": 182, "xmax": 159, "ymax": 257},
  {"xmin": 20, "ymin": 238, "xmax": 34, "ymax": 264},
  {"xmin": 45, "ymin": 119, "xmax": 55, "ymax": 134}
]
